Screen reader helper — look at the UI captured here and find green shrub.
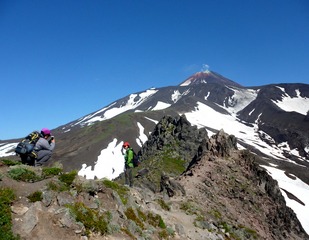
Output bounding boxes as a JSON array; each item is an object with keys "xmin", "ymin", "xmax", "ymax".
[
  {"xmin": 47, "ymin": 180, "xmax": 70, "ymax": 192},
  {"xmin": 66, "ymin": 202, "xmax": 109, "ymax": 236},
  {"xmin": 42, "ymin": 167, "xmax": 62, "ymax": 177},
  {"xmin": 158, "ymin": 229, "xmax": 169, "ymax": 239},
  {"xmin": 27, "ymin": 191, "xmax": 43, "ymax": 202},
  {"xmin": 124, "ymin": 207, "xmax": 144, "ymax": 229},
  {"xmin": 1, "ymin": 159, "xmax": 21, "ymax": 166},
  {"xmin": 7, "ymin": 167, "xmax": 40, "ymax": 182},
  {"xmin": 59, "ymin": 170, "xmax": 77, "ymax": 186},
  {"xmin": 147, "ymin": 212, "xmax": 166, "ymax": 229},
  {"xmin": 0, "ymin": 187, "xmax": 20, "ymax": 240}
]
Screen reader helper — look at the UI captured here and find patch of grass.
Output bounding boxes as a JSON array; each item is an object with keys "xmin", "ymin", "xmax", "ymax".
[
  {"xmin": 180, "ymin": 200, "xmax": 198, "ymax": 215},
  {"xmin": 158, "ymin": 228, "xmax": 175, "ymax": 240},
  {"xmin": 142, "ymin": 146, "xmax": 187, "ymax": 191},
  {"xmin": 121, "ymin": 227, "xmax": 135, "ymax": 239},
  {"xmin": 209, "ymin": 208, "xmax": 222, "ymax": 219},
  {"xmin": 1, "ymin": 159, "xmax": 21, "ymax": 166},
  {"xmin": 124, "ymin": 207, "xmax": 144, "ymax": 229},
  {"xmin": 0, "ymin": 187, "xmax": 20, "ymax": 240},
  {"xmin": 157, "ymin": 145, "xmax": 187, "ymax": 175},
  {"xmin": 58, "ymin": 170, "xmax": 77, "ymax": 186},
  {"xmin": 66, "ymin": 202, "xmax": 109, "ymax": 236},
  {"xmin": 219, "ymin": 221, "xmax": 232, "ymax": 234},
  {"xmin": 146, "ymin": 212, "xmax": 166, "ymax": 229},
  {"xmin": 238, "ymin": 225, "xmax": 259, "ymax": 239},
  {"xmin": 137, "ymin": 208, "xmax": 147, "ymax": 222},
  {"xmin": 27, "ymin": 191, "xmax": 43, "ymax": 202},
  {"xmin": 194, "ymin": 214, "xmax": 207, "ymax": 228},
  {"xmin": 156, "ymin": 199, "xmax": 170, "ymax": 211},
  {"xmin": 42, "ymin": 167, "xmax": 62, "ymax": 178},
  {"xmin": 102, "ymin": 179, "xmax": 129, "ymax": 205},
  {"xmin": 158, "ymin": 229, "xmax": 169, "ymax": 239},
  {"xmin": 215, "ymin": 222, "xmax": 259, "ymax": 240},
  {"xmin": 46, "ymin": 180, "xmax": 70, "ymax": 192},
  {"xmin": 7, "ymin": 167, "xmax": 41, "ymax": 182}
]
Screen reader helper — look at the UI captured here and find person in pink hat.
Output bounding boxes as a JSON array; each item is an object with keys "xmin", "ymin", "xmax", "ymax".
[{"xmin": 33, "ymin": 128, "xmax": 56, "ymax": 166}]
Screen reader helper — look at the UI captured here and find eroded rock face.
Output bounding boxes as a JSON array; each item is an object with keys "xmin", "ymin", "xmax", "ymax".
[
  {"xmin": 178, "ymin": 131, "xmax": 308, "ymax": 240},
  {"xmin": 139, "ymin": 115, "xmax": 208, "ymax": 165},
  {"xmin": 187, "ymin": 129, "xmax": 237, "ymax": 170}
]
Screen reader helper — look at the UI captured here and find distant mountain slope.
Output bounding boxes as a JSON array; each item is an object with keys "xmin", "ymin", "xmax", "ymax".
[{"xmin": 1, "ymin": 70, "xmax": 309, "ymax": 234}]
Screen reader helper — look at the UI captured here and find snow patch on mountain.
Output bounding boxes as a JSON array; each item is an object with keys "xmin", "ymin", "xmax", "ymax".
[
  {"xmin": 261, "ymin": 165, "xmax": 309, "ymax": 234},
  {"xmin": 152, "ymin": 101, "xmax": 171, "ymax": 111},
  {"xmin": 205, "ymin": 92, "xmax": 210, "ymax": 100},
  {"xmin": 248, "ymin": 108, "xmax": 255, "ymax": 116},
  {"xmin": 180, "ymin": 77, "xmax": 207, "ymax": 86},
  {"xmin": 171, "ymin": 90, "xmax": 182, "ymax": 103},
  {"xmin": 223, "ymin": 87, "xmax": 258, "ymax": 115},
  {"xmin": 0, "ymin": 142, "xmax": 17, "ymax": 157},
  {"xmin": 78, "ymin": 122, "xmax": 149, "ymax": 180},
  {"xmin": 272, "ymin": 88, "xmax": 309, "ymax": 115},
  {"xmin": 136, "ymin": 122, "xmax": 148, "ymax": 147},
  {"xmin": 144, "ymin": 116, "xmax": 159, "ymax": 124},
  {"xmin": 73, "ymin": 89, "xmax": 159, "ymax": 127},
  {"xmin": 78, "ymin": 138, "xmax": 124, "ymax": 180},
  {"xmin": 185, "ymin": 101, "xmax": 304, "ymax": 164},
  {"xmin": 171, "ymin": 89, "xmax": 191, "ymax": 103},
  {"xmin": 72, "ymin": 104, "xmax": 115, "ymax": 127}
]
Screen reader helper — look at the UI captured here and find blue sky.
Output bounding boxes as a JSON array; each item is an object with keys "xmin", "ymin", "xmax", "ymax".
[{"xmin": 1, "ymin": 0, "xmax": 308, "ymax": 140}]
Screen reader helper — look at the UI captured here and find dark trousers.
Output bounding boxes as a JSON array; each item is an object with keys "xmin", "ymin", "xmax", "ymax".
[
  {"xmin": 124, "ymin": 167, "xmax": 133, "ymax": 187},
  {"xmin": 36, "ymin": 150, "xmax": 52, "ymax": 164},
  {"xmin": 20, "ymin": 155, "xmax": 35, "ymax": 166}
]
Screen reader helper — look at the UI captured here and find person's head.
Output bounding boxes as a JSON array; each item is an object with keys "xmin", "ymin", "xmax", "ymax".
[
  {"xmin": 123, "ymin": 141, "xmax": 130, "ymax": 149},
  {"xmin": 41, "ymin": 128, "xmax": 51, "ymax": 138}
]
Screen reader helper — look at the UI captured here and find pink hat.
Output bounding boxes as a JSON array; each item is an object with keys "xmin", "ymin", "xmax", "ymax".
[{"xmin": 41, "ymin": 128, "xmax": 51, "ymax": 136}]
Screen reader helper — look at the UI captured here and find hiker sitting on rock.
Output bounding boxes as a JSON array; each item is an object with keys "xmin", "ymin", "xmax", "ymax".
[
  {"xmin": 34, "ymin": 128, "xmax": 55, "ymax": 166},
  {"xmin": 122, "ymin": 141, "xmax": 134, "ymax": 187}
]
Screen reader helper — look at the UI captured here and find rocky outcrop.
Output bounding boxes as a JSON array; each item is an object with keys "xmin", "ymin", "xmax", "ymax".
[
  {"xmin": 241, "ymin": 151, "xmax": 307, "ymax": 238},
  {"xmin": 132, "ymin": 115, "xmax": 208, "ymax": 192},
  {"xmin": 139, "ymin": 115, "xmax": 208, "ymax": 165},
  {"xmin": 178, "ymin": 130, "xmax": 308, "ymax": 240},
  {"xmin": 187, "ymin": 129, "xmax": 237, "ymax": 170}
]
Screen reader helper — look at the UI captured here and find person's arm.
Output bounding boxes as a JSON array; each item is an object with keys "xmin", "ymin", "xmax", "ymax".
[{"xmin": 36, "ymin": 138, "xmax": 55, "ymax": 151}]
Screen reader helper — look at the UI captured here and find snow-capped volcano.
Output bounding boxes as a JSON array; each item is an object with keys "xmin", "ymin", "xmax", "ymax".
[
  {"xmin": 1, "ymin": 70, "xmax": 309, "ymax": 233},
  {"xmin": 180, "ymin": 70, "xmax": 243, "ymax": 88}
]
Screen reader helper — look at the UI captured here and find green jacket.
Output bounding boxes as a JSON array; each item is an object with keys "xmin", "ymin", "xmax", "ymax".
[{"xmin": 125, "ymin": 148, "xmax": 134, "ymax": 168}]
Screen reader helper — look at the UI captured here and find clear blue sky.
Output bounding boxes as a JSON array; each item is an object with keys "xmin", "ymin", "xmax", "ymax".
[{"xmin": 1, "ymin": 0, "xmax": 308, "ymax": 140}]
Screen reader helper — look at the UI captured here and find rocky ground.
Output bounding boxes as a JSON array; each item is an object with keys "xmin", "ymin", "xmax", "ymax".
[
  {"xmin": 0, "ymin": 161, "xmax": 225, "ymax": 240},
  {"xmin": 1, "ymin": 119, "xmax": 308, "ymax": 240}
]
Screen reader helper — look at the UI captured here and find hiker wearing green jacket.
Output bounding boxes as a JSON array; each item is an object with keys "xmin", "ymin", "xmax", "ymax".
[{"xmin": 123, "ymin": 141, "xmax": 134, "ymax": 187}]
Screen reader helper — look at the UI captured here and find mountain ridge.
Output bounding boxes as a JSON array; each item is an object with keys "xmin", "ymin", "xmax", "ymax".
[
  {"xmin": 1, "ymin": 116, "xmax": 308, "ymax": 239},
  {"xmin": 1, "ymin": 70, "xmax": 309, "ymax": 235}
]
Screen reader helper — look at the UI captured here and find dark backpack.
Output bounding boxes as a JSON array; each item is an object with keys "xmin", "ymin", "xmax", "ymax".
[
  {"xmin": 132, "ymin": 150, "xmax": 141, "ymax": 168},
  {"xmin": 15, "ymin": 131, "xmax": 41, "ymax": 156}
]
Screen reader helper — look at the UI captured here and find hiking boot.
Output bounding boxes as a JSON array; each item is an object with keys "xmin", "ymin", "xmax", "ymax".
[{"xmin": 35, "ymin": 161, "xmax": 42, "ymax": 167}]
